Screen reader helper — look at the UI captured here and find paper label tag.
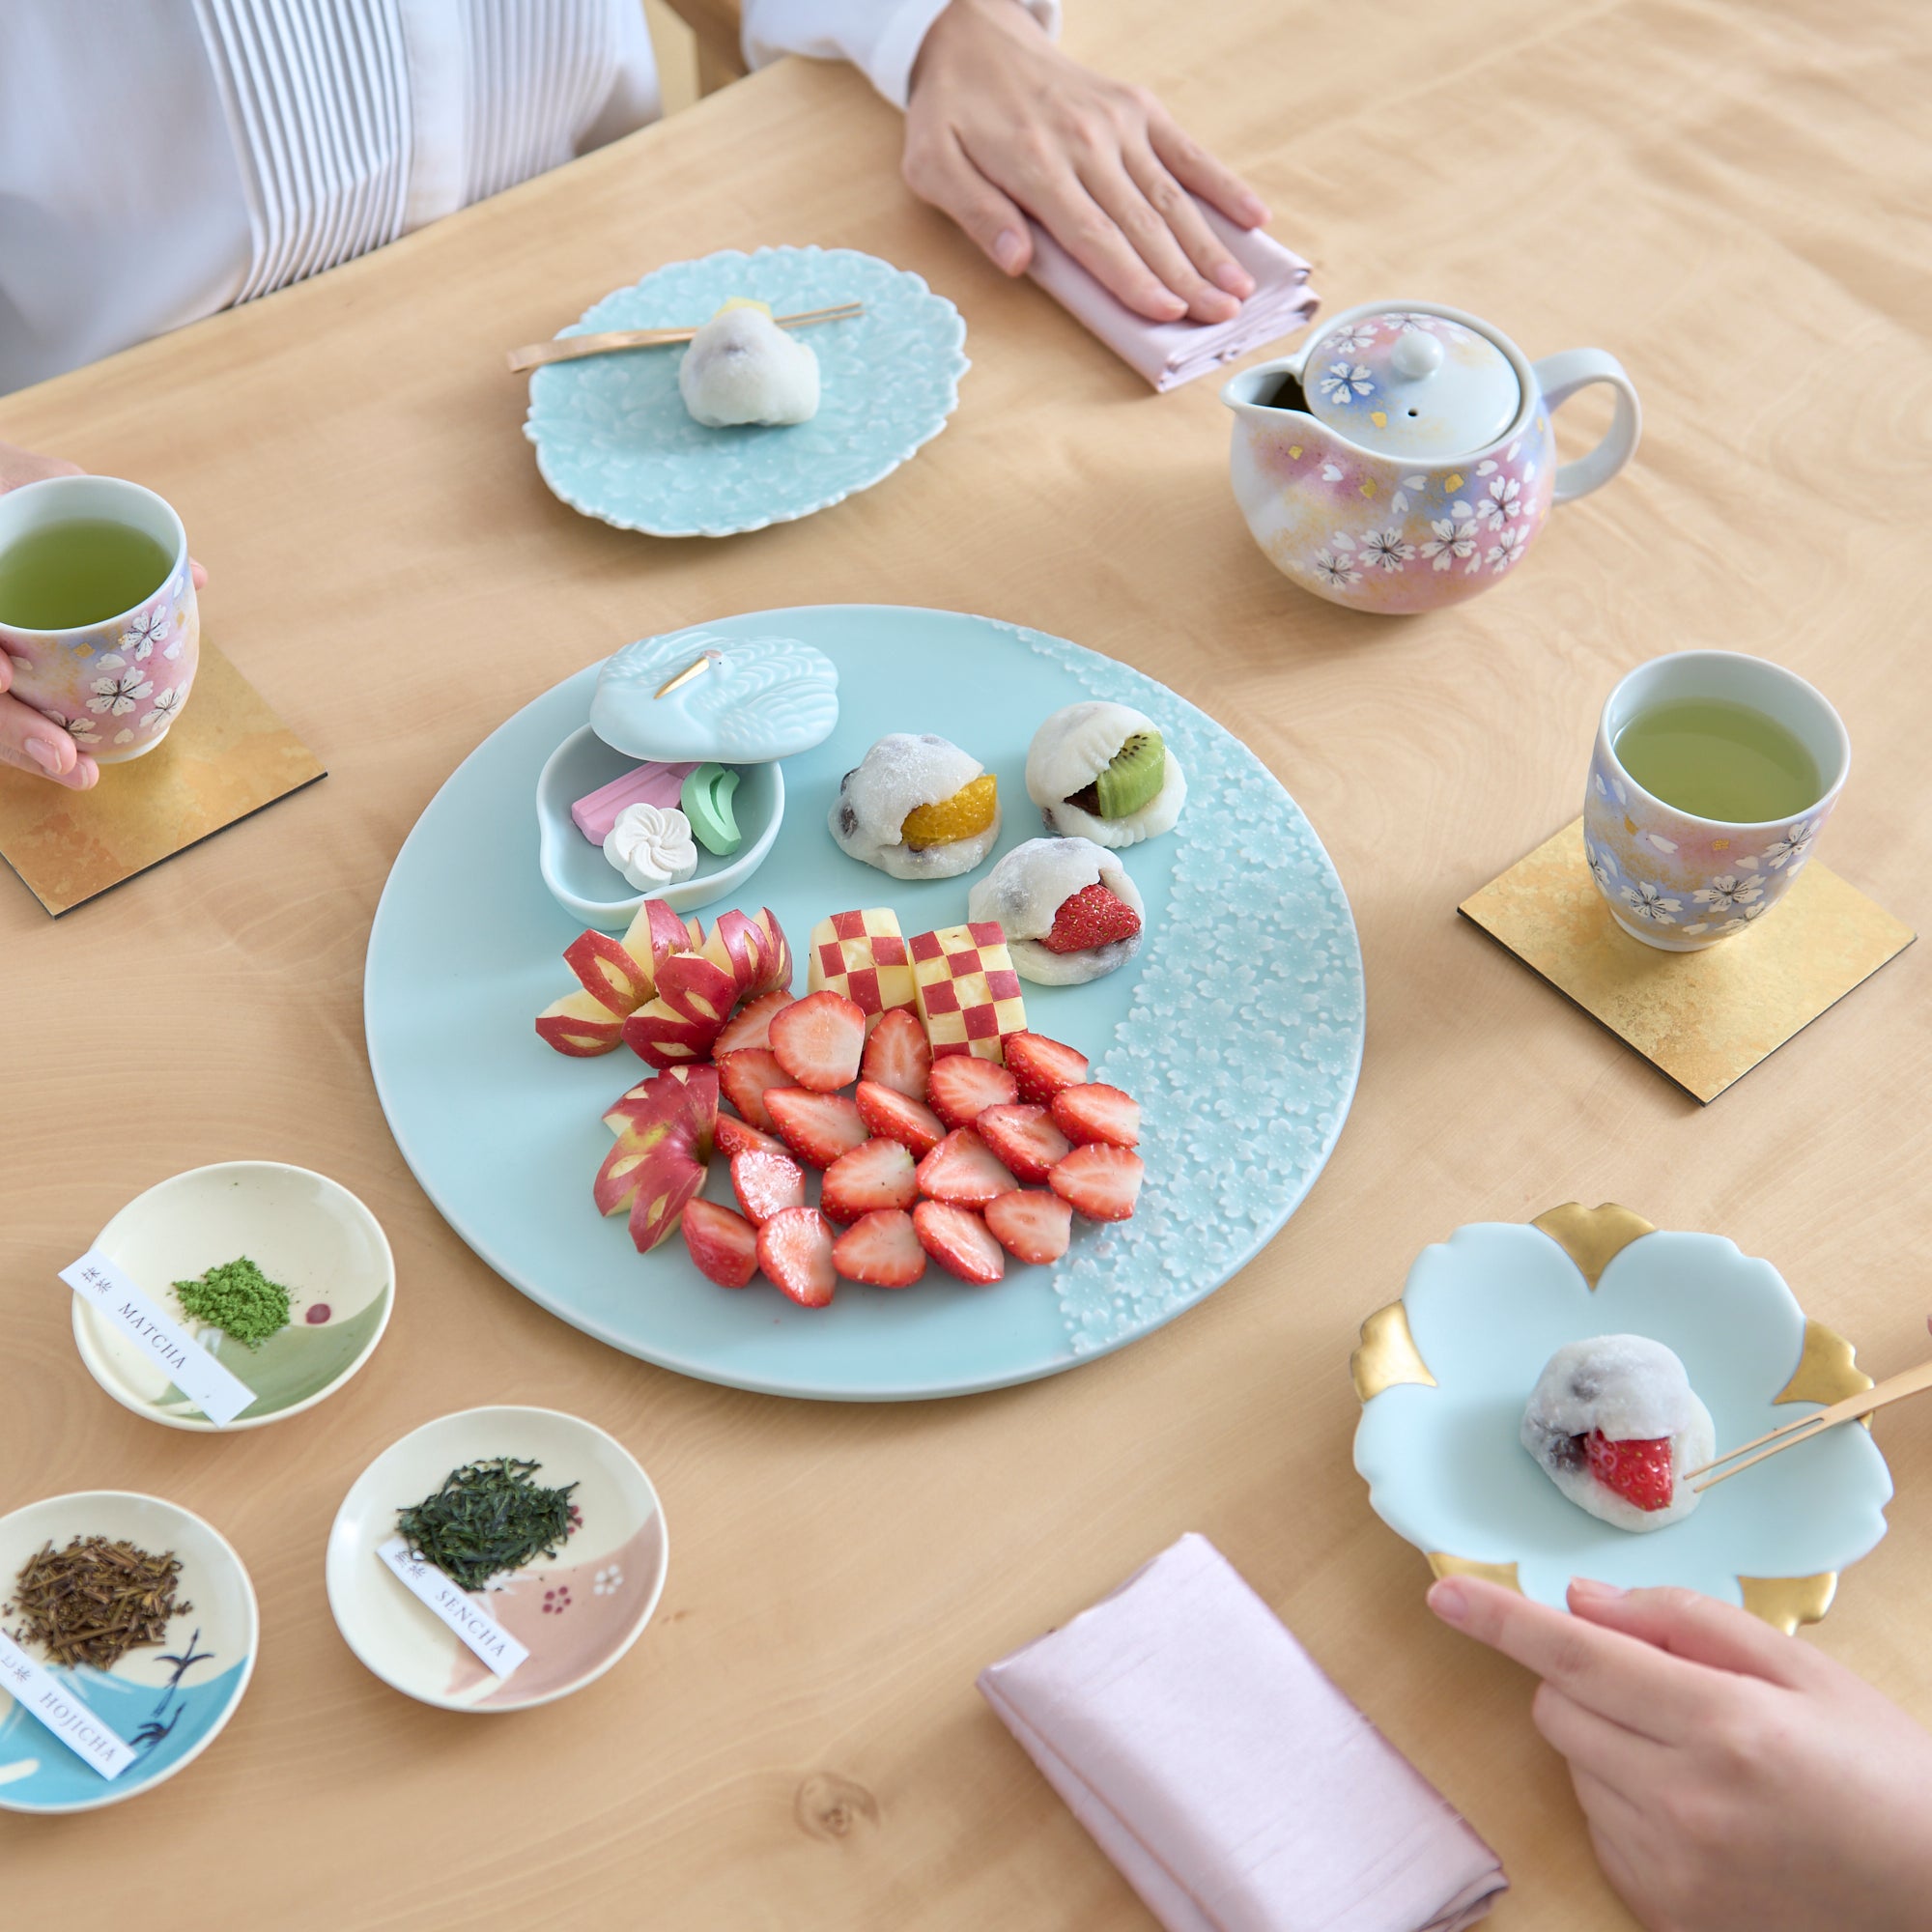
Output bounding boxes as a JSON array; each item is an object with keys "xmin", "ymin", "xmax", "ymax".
[
  {"xmin": 0, "ymin": 1630, "xmax": 135, "ymax": 1779},
  {"xmin": 61, "ymin": 1249, "xmax": 255, "ymax": 1429},
  {"xmin": 376, "ymin": 1539, "xmax": 527, "ymax": 1679}
]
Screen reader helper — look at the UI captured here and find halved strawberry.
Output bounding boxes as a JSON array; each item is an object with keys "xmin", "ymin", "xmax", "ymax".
[
  {"xmin": 717, "ymin": 1047, "xmax": 788, "ymax": 1134},
  {"xmin": 916, "ymin": 1128, "xmax": 1019, "ymax": 1208},
  {"xmin": 730, "ymin": 1148, "xmax": 807, "ymax": 1225},
  {"xmin": 1004, "ymin": 1033, "xmax": 1090, "ymax": 1107},
  {"xmin": 1038, "ymin": 883, "xmax": 1141, "ymax": 954},
  {"xmin": 927, "ymin": 1054, "xmax": 1018, "ymax": 1129},
  {"xmin": 831, "ymin": 1208, "xmax": 925, "ymax": 1288},
  {"xmin": 757, "ymin": 1207, "xmax": 837, "ymax": 1308},
  {"xmin": 714, "ymin": 988, "xmax": 795, "ymax": 1058},
  {"xmin": 769, "ymin": 990, "xmax": 867, "ymax": 1094},
  {"xmin": 765, "ymin": 1088, "xmax": 869, "ymax": 1169},
  {"xmin": 855, "ymin": 1080, "xmax": 946, "ymax": 1157},
  {"xmin": 680, "ymin": 1198, "xmax": 758, "ymax": 1288},
  {"xmin": 984, "ymin": 1188, "xmax": 1072, "ymax": 1266},
  {"xmin": 715, "ymin": 1112, "xmax": 785, "ymax": 1159},
  {"xmin": 859, "ymin": 1008, "xmax": 931, "ymax": 1101},
  {"xmin": 1049, "ymin": 1144, "xmax": 1144, "ymax": 1221},
  {"xmin": 1585, "ymin": 1432, "xmax": 1675, "ymax": 1512},
  {"xmin": 821, "ymin": 1138, "xmax": 919, "ymax": 1224},
  {"xmin": 1050, "ymin": 1082, "xmax": 1141, "ymax": 1149},
  {"xmin": 975, "ymin": 1103, "xmax": 1073, "ymax": 1183},
  {"xmin": 913, "ymin": 1201, "xmax": 1005, "ymax": 1285}
]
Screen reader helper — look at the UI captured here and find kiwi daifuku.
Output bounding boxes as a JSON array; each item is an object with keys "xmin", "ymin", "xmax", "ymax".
[{"xmin": 1025, "ymin": 701, "xmax": 1187, "ymax": 849}]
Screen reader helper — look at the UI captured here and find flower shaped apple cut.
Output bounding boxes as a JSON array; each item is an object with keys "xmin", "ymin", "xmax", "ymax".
[{"xmin": 1351, "ymin": 1206, "xmax": 1893, "ymax": 1630}]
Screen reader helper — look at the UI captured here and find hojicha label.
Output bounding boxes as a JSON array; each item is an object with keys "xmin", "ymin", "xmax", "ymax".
[{"xmin": 0, "ymin": 1630, "xmax": 136, "ymax": 1778}]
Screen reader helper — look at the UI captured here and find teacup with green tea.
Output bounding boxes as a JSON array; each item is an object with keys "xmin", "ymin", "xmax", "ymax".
[
  {"xmin": 1584, "ymin": 650, "xmax": 1849, "ymax": 951},
  {"xmin": 0, "ymin": 475, "xmax": 199, "ymax": 766}
]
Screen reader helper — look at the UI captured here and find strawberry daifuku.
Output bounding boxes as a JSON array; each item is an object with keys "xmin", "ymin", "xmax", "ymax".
[
  {"xmin": 1519, "ymin": 1336, "xmax": 1716, "ymax": 1532},
  {"xmin": 966, "ymin": 837, "xmax": 1146, "ymax": 985}
]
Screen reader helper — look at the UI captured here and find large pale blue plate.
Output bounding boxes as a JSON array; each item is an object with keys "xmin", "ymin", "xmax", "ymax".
[
  {"xmin": 365, "ymin": 607, "xmax": 1364, "ymax": 1400},
  {"xmin": 525, "ymin": 247, "xmax": 967, "ymax": 537}
]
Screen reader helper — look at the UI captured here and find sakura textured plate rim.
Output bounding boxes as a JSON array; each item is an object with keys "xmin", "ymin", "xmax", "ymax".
[
  {"xmin": 1351, "ymin": 1203, "xmax": 1893, "ymax": 1631},
  {"xmin": 364, "ymin": 606, "xmax": 1364, "ymax": 1400},
  {"xmin": 324, "ymin": 1405, "xmax": 668, "ymax": 1714}
]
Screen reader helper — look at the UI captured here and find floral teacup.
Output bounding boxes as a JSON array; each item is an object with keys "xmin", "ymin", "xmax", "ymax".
[
  {"xmin": 1585, "ymin": 651, "xmax": 1849, "ymax": 952},
  {"xmin": 0, "ymin": 475, "xmax": 199, "ymax": 766}
]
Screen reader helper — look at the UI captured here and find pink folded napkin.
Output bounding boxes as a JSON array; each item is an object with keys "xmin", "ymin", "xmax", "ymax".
[
  {"xmin": 978, "ymin": 1535, "xmax": 1506, "ymax": 1932},
  {"xmin": 1026, "ymin": 198, "xmax": 1319, "ymax": 391}
]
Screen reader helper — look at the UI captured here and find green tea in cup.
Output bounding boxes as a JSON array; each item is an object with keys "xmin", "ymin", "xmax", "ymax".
[
  {"xmin": 0, "ymin": 518, "xmax": 176, "ymax": 631},
  {"xmin": 1611, "ymin": 697, "xmax": 1823, "ymax": 824}
]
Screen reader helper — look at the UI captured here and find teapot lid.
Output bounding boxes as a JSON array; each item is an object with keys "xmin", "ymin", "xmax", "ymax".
[{"xmin": 1301, "ymin": 308, "xmax": 1520, "ymax": 457}]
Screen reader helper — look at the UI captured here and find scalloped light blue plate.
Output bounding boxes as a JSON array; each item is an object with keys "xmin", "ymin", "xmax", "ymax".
[
  {"xmin": 1353, "ymin": 1217, "xmax": 1893, "ymax": 1617},
  {"xmin": 364, "ymin": 607, "xmax": 1363, "ymax": 1400},
  {"xmin": 525, "ymin": 248, "xmax": 968, "ymax": 537}
]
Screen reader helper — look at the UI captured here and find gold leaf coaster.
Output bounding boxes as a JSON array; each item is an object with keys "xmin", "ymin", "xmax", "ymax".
[
  {"xmin": 1460, "ymin": 819, "xmax": 1914, "ymax": 1103},
  {"xmin": 0, "ymin": 639, "xmax": 325, "ymax": 916}
]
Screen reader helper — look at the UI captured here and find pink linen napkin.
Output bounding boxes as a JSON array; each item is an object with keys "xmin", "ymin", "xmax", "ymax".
[
  {"xmin": 1025, "ymin": 198, "xmax": 1319, "ymax": 391},
  {"xmin": 978, "ymin": 1534, "xmax": 1506, "ymax": 1932}
]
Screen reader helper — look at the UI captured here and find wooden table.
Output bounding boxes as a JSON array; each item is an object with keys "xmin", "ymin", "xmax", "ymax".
[{"xmin": 5, "ymin": 3, "xmax": 1927, "ymax": 1924}]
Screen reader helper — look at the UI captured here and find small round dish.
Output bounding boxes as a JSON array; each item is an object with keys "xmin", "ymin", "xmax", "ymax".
[
  {"xmin": 73, "ymin": 1162, "xmax": 394, "ymax": 1431},
  {"xmin": 0, "ymin": 1491, "xmax": 257, "ymax": 1813},
  {"xmin": 524, "ymin": 245, "xmax": 968, "ymax": 538},
  {"xmin": 325, "ymin": 1406, "xmax": 668, "ymax": 1713},
  {"xmin": 1352, "ymin": 1203, "xmax": 1893, "ymax": 1631},
  {"xmin": 535, "ymin": 724, "xmax": 783, "ymax": 924}
]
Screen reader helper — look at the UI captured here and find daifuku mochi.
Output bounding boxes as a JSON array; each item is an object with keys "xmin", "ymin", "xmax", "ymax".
[
  {"xmin": 829, "ymin": 733, "xmax": 1000, "ymax": 881},
  {"xmin": 678, "ymin": 301, "xmax": 819, "ymax": 428},
  {"xmin": 1520, "ymin": 1335, "xmax": 1716, "ymax": 1533},
  {"xmin": 967, "ymin": 837, "xmax": 1144, "ymax": 985}
]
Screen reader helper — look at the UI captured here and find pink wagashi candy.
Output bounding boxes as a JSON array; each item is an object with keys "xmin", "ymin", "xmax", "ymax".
[{"xmin": 571, "ymin": 761, "xmax": 698, "ymax": 844}]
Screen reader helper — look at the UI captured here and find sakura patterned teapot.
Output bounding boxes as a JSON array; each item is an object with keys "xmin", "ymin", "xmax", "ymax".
[{"xmin": 1220, "ymin": 300, "xmax": 1640, "ymax": 614}]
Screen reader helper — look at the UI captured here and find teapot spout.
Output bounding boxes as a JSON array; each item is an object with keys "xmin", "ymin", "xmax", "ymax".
[{"xmin": 1219, "ymin": 356, "xmax": 1309, "ymax": 418}]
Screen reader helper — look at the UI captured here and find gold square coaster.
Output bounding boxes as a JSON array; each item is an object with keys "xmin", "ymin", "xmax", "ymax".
[
  {"xmin": 1460, "ymin": 818, "xmax": 1915, "ymax": 1103},
  {"xmin": 0, "ymin": 639, "xmax": 325, "ymax": 916}
]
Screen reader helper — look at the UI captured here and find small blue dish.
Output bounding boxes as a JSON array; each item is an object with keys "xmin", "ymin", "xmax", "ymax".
[
  {"xmin": 525, "ymin": 246, "xmax": 968, "ymax": 538},
  {"xmin": 535, "ymin": 725, "xmax": 783, "ymax": 926},
  {"xmin": 1352, "ymin": 1203, "xmax": 1893, "ymax": 1631}
]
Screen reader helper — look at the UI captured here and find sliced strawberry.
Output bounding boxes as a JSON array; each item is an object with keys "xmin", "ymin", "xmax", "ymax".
[
  {"xmin": 927, "ymin": 1054, "xmax": 1018, "ymax": 1129},
  {"xmin": 831, "ymin": 1208, "xmax": 925, "ymax": 1288},
  {"xmin": 717, "ymin": 1047, "xmax": 788, "ymax": 1134},
  {"xmin": 768, "ymin": 990, "xmax": 867, "ymax": 1094},
  {"xmin": 855, "ymin": 1080, "xmax": 946, "ymax": 1157},
  {"xmin": 1039, "ymin": 883, "xmax": 1142, "ymax": 954},
  {"xmin": 1004, "ymin": 1033, "xmax": 1090, "ymax": 1107},
  {"xmin": 714, "ymin": 1112, "xmax": 785, "ymax": 1159},
  {"xmin": 975, "ymin": 1102, "xmax": 1073, "ymax": 1183},
  {"xmin": 859, "ymin": 1007, "xmax": 931, "ymax": 1101},
  {"xmin": 913, "ymin": 1201, "xmax": 1005, "ymax": 1285},
  {"xmin": 765, "ymin": 1088, "xmax": 869, "ymax": 1169},
  {"xmin": 1585, "ymin": 1432, "xmax": 1676, "ymax": 1512},
  {"xmin": 821, "ymin": 1138, "xmax": 919, "ymax": 1224},
  {"xmin": 729, "ymin": 1148, "xmax": 807, "ymax": 1225},
  {"xmin": 714, "ymin": 988, "xmax": 795, "ymax": 1059},
  {"xmin": 1050, "ymin": 1082, "xmax": 1141, "ymax": 1149},
  {"xmin": 916, "ymin": 1128, "xmax": 1019, "ymax": 1208},
  {"xmin": 680, "ymin": 1198, "xmax": 758, "ymax": 1288},
  {"xmin": 756, "ymin": 1207, "xmax": 837, "ymax": 1308},
  {"xmin": 1049, "ymin": 1144, "xmax": 1144, "ymax": 1221},
  {"xmin": 984, "ymin": 1188, "xmax": 1073, "ymax": 1266}
]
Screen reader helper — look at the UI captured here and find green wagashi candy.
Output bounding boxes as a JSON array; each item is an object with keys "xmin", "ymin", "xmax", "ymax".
[{"xmin": 681, "ymin": 762, "xmax": 743, "ymax": 855}]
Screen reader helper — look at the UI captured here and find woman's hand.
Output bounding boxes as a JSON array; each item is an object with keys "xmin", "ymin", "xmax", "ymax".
[
  {"xmin": 1430, "ymin": 1574, "xmax": 1932, "ymax": 1932},
  {"xmin": 0, "ymin": 440, "xmax": 205, "ymax": 789},
  {"xmin": 904, "ymin": 0, "xmax": 1269, "ymax": 324}
]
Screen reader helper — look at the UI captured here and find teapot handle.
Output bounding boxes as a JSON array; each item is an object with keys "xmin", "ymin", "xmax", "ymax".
[{"xmin": 1533, "ymin": 350, "xmax": 1641, "ymax": 504}]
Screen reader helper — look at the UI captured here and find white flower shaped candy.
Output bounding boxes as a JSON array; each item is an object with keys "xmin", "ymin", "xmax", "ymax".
[{"xmin": 603, "ymin": 803, "xmax": 698, "ymax": 891}]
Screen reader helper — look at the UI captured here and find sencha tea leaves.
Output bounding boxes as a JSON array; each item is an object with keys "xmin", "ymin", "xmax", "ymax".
[{"xmin": 397, "ymin": 1458, "xmax": 579, "ymax": 1590}]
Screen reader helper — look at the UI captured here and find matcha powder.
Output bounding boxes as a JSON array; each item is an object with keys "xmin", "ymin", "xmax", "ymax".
[{"xmin": 173, "ymin": 1256, "xmax": 293, "ymax": 1347}]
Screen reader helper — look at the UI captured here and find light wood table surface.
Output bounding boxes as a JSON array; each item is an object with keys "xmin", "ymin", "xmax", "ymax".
[{"xmin": 4, "ymin": 3, "xmax": 1928, "ymax": 1925}]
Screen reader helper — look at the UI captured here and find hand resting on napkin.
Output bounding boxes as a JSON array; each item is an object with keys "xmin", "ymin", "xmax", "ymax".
[{"xmin": 979, "ymin": 1535, "xmax": 1506, "ymax": 1932}]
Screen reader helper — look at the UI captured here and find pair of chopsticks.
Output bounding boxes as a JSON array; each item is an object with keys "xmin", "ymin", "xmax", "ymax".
[
  {"xmin": 1687, "ymin": 1354, "xmax": 1932, "ymax": 1492},
  {"xmin": 506, "ymin": 299, "xmax": 865, "ymax": 373}
]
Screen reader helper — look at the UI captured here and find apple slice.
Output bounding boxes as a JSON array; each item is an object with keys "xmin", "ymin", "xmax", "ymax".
[
  {"xmin": 616, "ymin": 897, "xmax": 693, "ymax": 1000},
  {"xmin": 752, "ymin": 908, "xmax": 792, "ymax": 996},
  {"xmin": 536, "ymin": 989, "xmax": 626, "ymax": 1057},
  {"xmin": 704, "ymin": 909, "xmax": 775, "ymax": 1002},
  {"xmin": 622, "ymin": 998, "xmax": 724, "ymax": 1068},
  {"xmin": 592, "ymin": 1065, "xmax": 718, "ymax": 1251},
  {"xmin": 654, "ymin": 951, "xmax": 741, "ymax": 1029},
  {"xmin": 563, "ymin": 928, "xmax": 652, "ymax": 1016}
]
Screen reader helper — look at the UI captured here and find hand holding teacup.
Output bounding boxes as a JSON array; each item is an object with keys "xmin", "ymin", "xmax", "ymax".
[{"xmin": 0, "ymin": 442, "xmax": 206, "ymax": 790}]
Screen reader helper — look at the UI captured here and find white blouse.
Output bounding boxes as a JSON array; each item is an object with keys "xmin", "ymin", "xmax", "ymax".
[{"xmin": 0, "ymin": 0, "xmax": 1056, "ymax": 397}]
